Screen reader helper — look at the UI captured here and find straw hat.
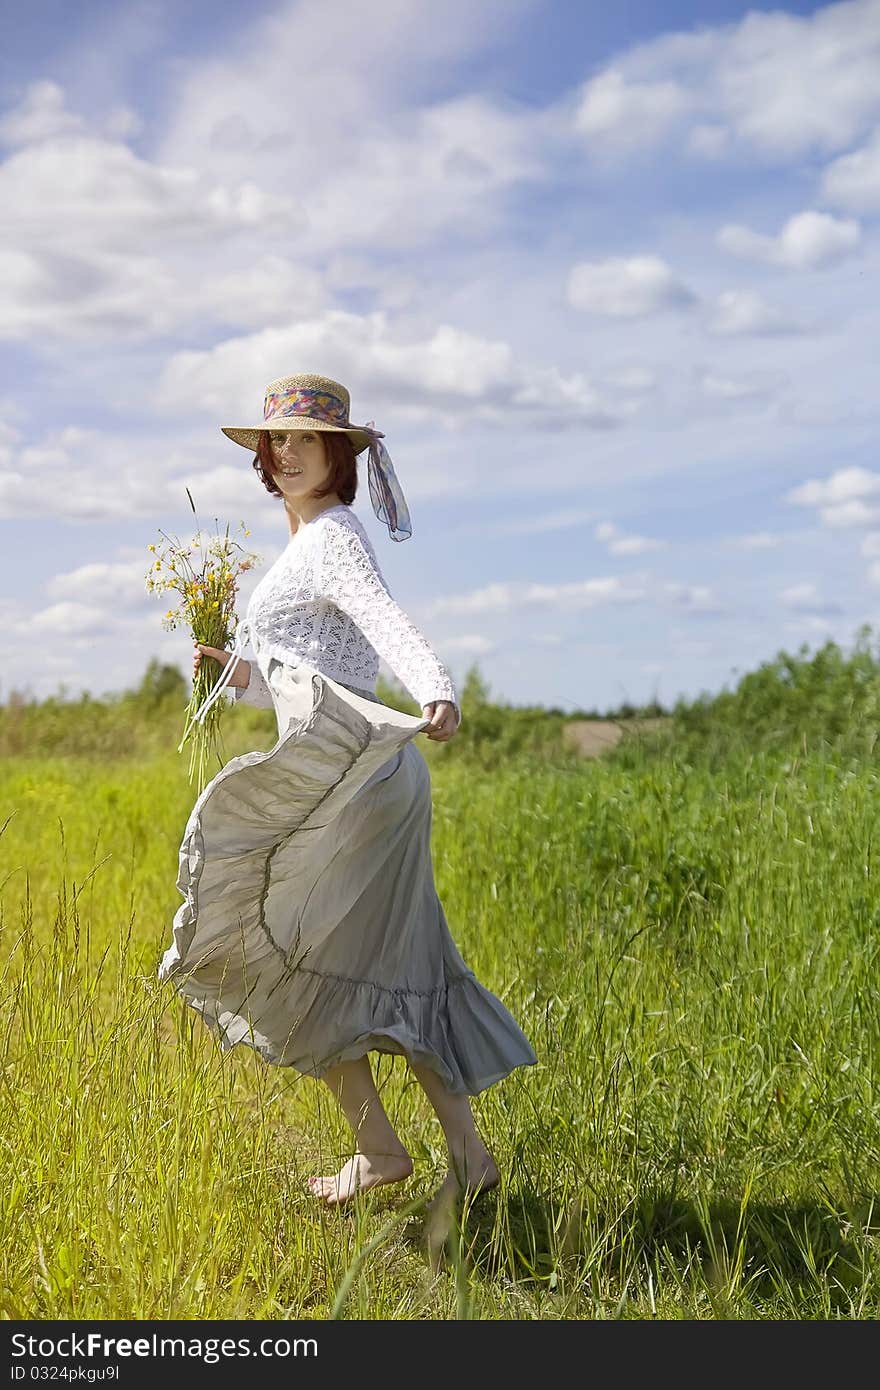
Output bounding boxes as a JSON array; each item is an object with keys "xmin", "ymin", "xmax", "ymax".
[
  {"xmin": 222, "ymin": 370, "xmax": 413, "ymax": 542},
  {"xmin": 221, "ymin": 373, "xmax": 374, "ymax": 455}
]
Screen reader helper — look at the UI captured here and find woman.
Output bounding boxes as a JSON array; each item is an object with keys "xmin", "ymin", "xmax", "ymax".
[{"xmin": 158, "ymin": 372, "xmax": 537, "ymax": 1208}]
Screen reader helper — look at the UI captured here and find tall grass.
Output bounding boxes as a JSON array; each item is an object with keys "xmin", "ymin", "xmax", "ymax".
[{"xmin": 2, "ymin": 636, "xmax": 880, "ymax": 1318}]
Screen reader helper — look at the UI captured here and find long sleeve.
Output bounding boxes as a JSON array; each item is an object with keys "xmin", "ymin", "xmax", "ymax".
[
  {"xmin": 315, "ymin": 517, "xmax": 460, "ymax": 722},
  {"xmin": 233, "ymin": 655, "xmax": 275, "ymax": 710}
]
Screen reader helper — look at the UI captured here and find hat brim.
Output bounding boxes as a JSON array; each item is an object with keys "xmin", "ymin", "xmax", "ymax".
[{"xmin": 221, "ymin": 420, "xmax": 372, "ymax": 455}]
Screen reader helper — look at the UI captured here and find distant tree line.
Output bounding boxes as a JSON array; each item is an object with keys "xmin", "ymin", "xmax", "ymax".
[{"xmin": 6, "ymin": 629, "xmax": 879, "ymax": 767}]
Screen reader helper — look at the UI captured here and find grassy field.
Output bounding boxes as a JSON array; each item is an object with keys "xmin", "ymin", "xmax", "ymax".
[{"xmin": 2, "ymin": 641, "xmax": 880, "ymax": 1319}]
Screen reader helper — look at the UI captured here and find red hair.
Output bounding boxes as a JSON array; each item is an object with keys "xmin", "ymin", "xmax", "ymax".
[{"xmin": 253, "ymin": 430, "xmax": 358, "ymax": 504}]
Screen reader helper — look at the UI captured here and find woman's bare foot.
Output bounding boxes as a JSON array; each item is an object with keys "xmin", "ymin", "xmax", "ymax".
[
  {"xmin": 428, "ymin": 1145, "xmax": 499, "ymax": 1211},
  {"xmin": 307, "ymin": 1151, "xmax": 414, "ymax": 1206}
]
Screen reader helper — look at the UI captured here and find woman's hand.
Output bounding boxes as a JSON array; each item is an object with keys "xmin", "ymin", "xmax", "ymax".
[
  {"xmin": 421, "ymin": 700, "xmax": 459, "ymax": 741},
  {"xmin": 193, "ymin": 643, "xmax": 251, "ymax": 690}
]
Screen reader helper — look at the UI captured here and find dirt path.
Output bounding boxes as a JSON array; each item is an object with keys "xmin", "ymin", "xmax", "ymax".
[{"xmin": 562, "ymin": 717, "xmax": 671, "ymax": 758}]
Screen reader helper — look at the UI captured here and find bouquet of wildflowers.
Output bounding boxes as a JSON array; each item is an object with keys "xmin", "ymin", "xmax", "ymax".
[{"xmin": 145, "ymin": 489, "xmax": 261, "ymax": 793}]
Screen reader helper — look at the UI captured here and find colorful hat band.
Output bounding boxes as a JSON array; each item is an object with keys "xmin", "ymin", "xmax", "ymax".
[{"xmin": 263, "ymin": 386, "xmax": 350, "ymax": 426}]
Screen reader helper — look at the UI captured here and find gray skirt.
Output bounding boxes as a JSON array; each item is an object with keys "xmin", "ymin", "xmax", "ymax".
[{"xmin": 158, "ymin": 659, "xmax": 538, "ymax": 1094}]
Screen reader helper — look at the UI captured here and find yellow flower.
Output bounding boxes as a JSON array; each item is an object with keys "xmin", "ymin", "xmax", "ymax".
[{"xmin": 148, "ymin": 544, "xmax": 156, "ymax": 552}]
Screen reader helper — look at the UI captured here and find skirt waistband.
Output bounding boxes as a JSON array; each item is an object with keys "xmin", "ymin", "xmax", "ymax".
[{"xmin": 267, "ymin": 657, "xmax": 385, "ymax": 707}]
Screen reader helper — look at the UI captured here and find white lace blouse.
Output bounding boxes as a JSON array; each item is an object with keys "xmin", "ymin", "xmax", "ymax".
[{"xmin": 232, "ymin": 503, "xmax": 460, "ymax": 722}]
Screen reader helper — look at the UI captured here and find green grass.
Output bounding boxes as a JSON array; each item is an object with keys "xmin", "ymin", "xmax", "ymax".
[{"xmin": 3, "ymin": 649, "xmax": 880, "ymax": 1317}]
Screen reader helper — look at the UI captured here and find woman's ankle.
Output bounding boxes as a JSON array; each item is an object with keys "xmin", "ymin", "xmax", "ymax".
[
  {"xmin": 447, "ymin": 1137, "xmax": 495, "ymax": 1176},
  {"xmin": 356, "ymin": 1145, "xmax": 412, "ymax": 1160}
]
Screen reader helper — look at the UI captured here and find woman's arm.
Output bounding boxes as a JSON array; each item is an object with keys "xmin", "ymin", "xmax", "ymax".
[
  {"xmin": 232, "ymin": 658, "xmax": 275, "ymax": 710},
  {"xmin": 315, "ymin": 517, "xmax": 460, "ymax": 724}
]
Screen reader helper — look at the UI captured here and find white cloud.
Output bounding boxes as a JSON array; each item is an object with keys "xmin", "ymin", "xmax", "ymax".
[
  {"xmin": 823, "ymin": 501, "xmax": 880, "ymax": 527},
  {"xmin": 730, "ymin": 531, "xmax": 783, "ymax": 549},
  {"xmin": 440, "ymin": 633, "xmax": 495, "ymax": 655},
  {"xmin": 786, "ymin": 469, "xmax": 880, "ymax": 529},
  {"xmin": 0, "ymin": 83, "xmax": 317, "ymax": 340},
  {"xmin": 196, "ymin": 257, "xmax": 327, "ymax": 328},
  {"xmin": 5, "ymin": 603, "xmax": 191, "ymax": 693},
  {"xmin": 705, "ymin": 289, "xmax": 806, "ymax": 337},
  {"xmin": 155, "ymin": 0, "xmax": 541, "ymax": 255},
  {"xmin": 602, "ymin": 365, "xmax": 657, "ymax": 392},
  {"xmin": 717, "ymin": 210, "xmax": 861, "ymax": 270},
  {"xmin": 0, "ymin": 79, "xmax": 142, "ymax": 148},
  {"xmin": 780, "ymin": 582, "xmax": 842, "ymax": 615},
  {"xmin": 663, "ymin": 582, "xmax": 721, "ymax": 614},
  {"xmin": 0, "ymin": 244, "xmax": 327, "ymax": 342},
  {"xmin": 687, "ymin": 123, "xmax": 730, "ymax": 158},
  {"xmin": 787, "ymin": 467, "xmax": 880, "ymax": 507},
  {"xmin": 428, "ymin": 573, "xmax": 725, "ymax": 618},
  {"xmin": 0, "ymin": 246, "xmax": 185, "ymax": 341},
  {"xmin": 567, "ymin": 256, "xmax": 694, "ymax": 318},
  {"xmin": 45, "ymin": 560, "xmax": 155, "ymax": 612},
  {"xmin": 269, "ymin": 95, "xmax": 544, "ymax": 254},
  {"xmin": 821, "ymin": 128, "xmax": 880, "ymax": 210},
  {"xmin": 0, "ymin": 81, "xmax": 84, "ymax": 145},
  {"xmin": 0, "ymin": 415, "xmax": 21, "ymax": 450},
  {"xmin": 571, "ymin": 0, "xmax": 880, "ymax": 161},
  {"xmin": 573, "ymin": 69, "xmax": 691, "ymax": 150},
  {"xmin": 456, "ymin": 508, "xmax": 596, "ymax": 536},
  {"xmin": 0, "ymin": 426, "xmax": 283, "ymax": 524},
  {"xmin": 429, "ymin": 576, "xmax": 648, "ymax": 616},
  {"xmin": 28, "ymin": 601, "xmax": 109, "ymax": 637},
  {"xmin": 594, "ymin": 520, "xmax": 665, "ymax": 555},
  {"xmin": 783, "ymin": 614, "xmax": 843, "ymax": 637},
  {"xmin": 0, "ymin": 464, "xmax": 151, "ymax": 522},
  {"xmin": 860, "ymin": 533, "xmax": 880, "ymax": 585},
  {"xmin": 698, "ymin": 369, "xmax": 785, "ymax": 400},
  {"xmin": 156, "ymin": 311, "xmax": 620, "ymax": 430},
  {"xmin": 0, "ymin": 129, "xmax": 301, "ymax": 252},
  {"xmin": 167, "ymin": 464, "xmax": 283, "ymax": 525}
]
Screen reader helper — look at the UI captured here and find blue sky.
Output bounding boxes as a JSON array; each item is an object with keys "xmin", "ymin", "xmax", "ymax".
[{"xmin": 2, "ymin": 0, "xmax": 879, "ymax": 714}]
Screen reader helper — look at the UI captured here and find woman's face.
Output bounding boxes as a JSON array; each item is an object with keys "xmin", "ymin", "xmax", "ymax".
[{"xmin": 268, "ymin": 429, "xmax": 330, "ymax": 497}]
